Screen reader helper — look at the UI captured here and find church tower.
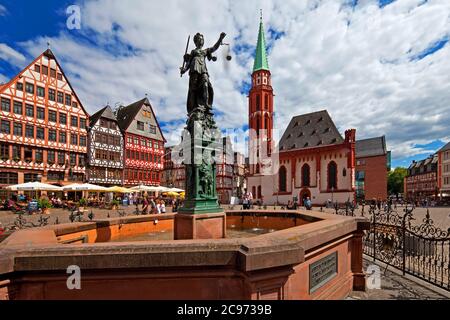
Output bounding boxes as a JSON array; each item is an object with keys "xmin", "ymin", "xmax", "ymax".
[{"xmin": 248, "ymin": 14, "xmax": 274, "ymax": 177}]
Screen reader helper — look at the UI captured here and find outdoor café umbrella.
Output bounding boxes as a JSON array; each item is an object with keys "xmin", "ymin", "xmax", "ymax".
[
  {"xmin": 165, "ymin": 191, "xmax": 180, "ymax": 197},
  {"xmin": 6, "ymin": 182, "xmax": 62, "ymax": 191},
  {"xmin": 168, "ymin": 187, "xmax": 184, "ymax": 192},
  {"xmin": 155, "ymin": 186, "xmax": 172, "ymax": 192},
  {"xmin": 106, "ymin": 186, "xmax": 133, "ymax": 193},
  {"xmin": 6, "ymin": 182, "xmax": 62, "ymax": 201},
  {"xmin": 62, "ymin": 183, "xmax": 107, "ymax": 191},
  {"xmin": 130, "ymin": 185, "xmax": 156, "ymax": 192}
]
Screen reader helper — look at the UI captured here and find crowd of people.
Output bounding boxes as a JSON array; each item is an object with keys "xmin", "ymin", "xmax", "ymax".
[
  {"xmin": 1, "ymin": 191, "xmax": 185, "ymax": 215},
  {"xmin": 138, "ymin": 195, "xmax": 183, "ymax": 214},
  {"xmin": 241, "ymin": 188, "xmax": 313, "ymax": 210}
]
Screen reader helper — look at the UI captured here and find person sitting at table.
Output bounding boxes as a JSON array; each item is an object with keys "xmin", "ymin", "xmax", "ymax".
[{"xmin": 8, "ymin": 196, "xmax": 20, "ymax": 211}]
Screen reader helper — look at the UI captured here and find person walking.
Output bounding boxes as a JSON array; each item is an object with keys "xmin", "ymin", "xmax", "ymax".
[
  {"xmin": 305, "ymin": 197, "xmax": 312, "ymax": 210},
  {"xmin": 160, "ymin": 200, "xmax": 166, "ymax": 213},
  {"xmin": 149, "ymin": 197, "xmax": 157, "ymax": 214},
  {"xmin": 129, "ymin": 193, "xmax": 134, "ymax": 206},
  {"xmin": 156, "ymin": 200, "xmax": 161, "ymax": 214},
  {"xmin": 142, "ymin": 196, "xmax": 149, "ymax": 215},
  {"xmin": 242, "ymin": 188, "xmax": 253, "ymax": 210}
]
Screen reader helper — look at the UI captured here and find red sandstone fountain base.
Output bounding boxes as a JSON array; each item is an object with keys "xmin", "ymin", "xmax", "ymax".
[{"xmin": 174, "ymin": 212, "xmax": 226, "ymax": 239}]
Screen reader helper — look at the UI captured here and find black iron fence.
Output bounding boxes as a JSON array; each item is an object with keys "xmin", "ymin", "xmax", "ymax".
[{"xmin": 362, "ymin": 204, "xmax": 450, "ymax": 291}]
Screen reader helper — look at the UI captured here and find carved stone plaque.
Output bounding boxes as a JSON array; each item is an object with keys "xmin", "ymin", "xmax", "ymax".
[{"xmin": 309, "ymin": 251, "xmax": 338, "ymax": 293}]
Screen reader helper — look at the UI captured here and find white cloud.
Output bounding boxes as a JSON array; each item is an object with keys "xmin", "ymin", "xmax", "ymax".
[
  {"xmin": 0, "ymin": 73, "xmax": 8, "ymax": 83},
  {"xmin": 0, "ymin": 5, "xmax": 8, "ymax": 16},
  {"xmin": 0, "ymin": 43, "xmax": 26, "ymax": 65},
  {"xmin": 8, "ymin": 0, "xmax": 450, "ymax": 162}
]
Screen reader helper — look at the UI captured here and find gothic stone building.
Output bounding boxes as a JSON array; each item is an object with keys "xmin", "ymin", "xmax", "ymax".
[
  {"xmin": 116, "ymin": 97, "xmax": 165, "ymax": 186},
  {"xmin": 87, "ymin": 105, "xmax": 124, "ymax": 186},
  {"xmin": 0, "ymin": 49, "xmax": 88, "ymax": 196},
  {"xmin": 246, "ymin": 18, "xmax": 356, "ymax": 206}
]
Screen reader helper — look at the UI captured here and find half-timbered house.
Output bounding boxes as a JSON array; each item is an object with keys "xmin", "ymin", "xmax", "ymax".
[
  {"xmin": 116, "ymin": 97, "xmax": 166, "ymax": 187},
  {"xmin": 87, "ymin": 105, "xmax": 124, "ymax": 186},
  {"xmin": 0, "ymin": 49, "xmax": 88, "ymax": 196}
]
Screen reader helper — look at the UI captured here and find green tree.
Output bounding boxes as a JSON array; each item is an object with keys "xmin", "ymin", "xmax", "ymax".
[{"xmin": 387, "ymin": 167, "xmax": 408, "ymax": 196}]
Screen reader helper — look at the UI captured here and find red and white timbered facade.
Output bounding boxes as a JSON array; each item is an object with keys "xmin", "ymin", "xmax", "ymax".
[
  {"xmin": 0, "ymin": 49, "xmax": 88, "ymax": 188},
  {"xmin": 116, "ymin": 97, "xmax": 166, "ymax": 187}
]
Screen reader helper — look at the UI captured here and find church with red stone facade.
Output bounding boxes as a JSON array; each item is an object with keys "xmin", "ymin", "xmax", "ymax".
[{"xmin": 247, "ymin": 18, "xmax": 356, "ymax": 206}]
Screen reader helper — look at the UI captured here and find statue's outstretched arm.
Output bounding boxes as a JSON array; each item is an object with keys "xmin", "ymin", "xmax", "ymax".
[{"xmin": 208, "ymin": 32, "xmax": 226, "ymax": 54}]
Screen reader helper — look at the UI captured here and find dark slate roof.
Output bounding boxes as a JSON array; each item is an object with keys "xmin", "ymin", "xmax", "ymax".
[
  {"xmin": 439, "ymin": 141, "xmax": 450, "ymax": 152},
  {"xmin": 408, "ymin": 153, "xmax": 438, "ymax": 175},
  {"xmin": 279, "ymin": 110, "xmax": 343, "ymax": 151},
  {"xmin": 116, "ymin": 97, "xmax": 166, "ymax": 142},
  {"xmin": 356, "ymin": 136, "xmax": 387, "ymax": 158},
  {"xmin": 116, "ymin": 97, "xmax": 148, "ymax": 131},
  {"xmin": 89, "ymin": 105, "xmax": 117, "ymax": 127}
]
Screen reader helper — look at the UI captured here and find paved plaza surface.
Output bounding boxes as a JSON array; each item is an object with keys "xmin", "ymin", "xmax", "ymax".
[{"xmin": 347, "ymin": 259, "xmax": 450, "ymax": 300}]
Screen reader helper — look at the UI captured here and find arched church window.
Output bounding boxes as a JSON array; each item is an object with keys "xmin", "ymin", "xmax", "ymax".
[
  {"xmin": 328, "ymin": 161, "xmax": 337, "ymax": 190},
  {"xmin": 279, "ymin": 166, "xmax": 287, "ymax": 192},
  {"xmin": 256, "ymin": 95, "xmax": 260, "ymax": 111},
  {"xmin": 343, "ymin": 168, "xmax": 347, "ymax": 177},
  {"xmin": 302, "ymin": 164, "xmax": 310, "ymax": 187},
  {"xmin": 265, "ymin": 94, "xmax": 269, "ymax": 109}
]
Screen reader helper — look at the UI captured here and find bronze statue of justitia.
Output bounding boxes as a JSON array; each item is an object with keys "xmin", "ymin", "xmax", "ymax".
[
  {"xmin": 178, "ymin": 31, "xmax": 227, "ymax": 212},
  {"xmin": 180, "ymin": 32, "xmax": 226, "ymax": 116}
]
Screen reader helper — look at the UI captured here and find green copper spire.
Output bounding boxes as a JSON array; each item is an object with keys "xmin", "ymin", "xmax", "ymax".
[{"xmin": 253, "ymin": 12, "xmax": 270, "ymax": 72}]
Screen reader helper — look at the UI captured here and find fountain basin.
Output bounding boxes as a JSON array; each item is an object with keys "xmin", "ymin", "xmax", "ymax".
[{"xmin": 0, "ymin": 210, "xmax": 369, "ymax": 300}]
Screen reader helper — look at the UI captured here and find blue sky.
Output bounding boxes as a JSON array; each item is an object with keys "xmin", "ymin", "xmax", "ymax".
[{"xmin": 1, "ymin": 0, "xmax": 450, "ymax": 168}]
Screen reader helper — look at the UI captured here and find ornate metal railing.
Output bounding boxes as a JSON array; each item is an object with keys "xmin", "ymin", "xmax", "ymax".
[
  {"xmin": 362, "ymin": 204, "xmax": 450, "ymax": 291},
  {"xmin": 333, "ymin": 201, "xmax": 356, "ymax": 216}
]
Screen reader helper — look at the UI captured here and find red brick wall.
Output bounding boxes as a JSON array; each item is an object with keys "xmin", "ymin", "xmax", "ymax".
[{"xmin": 356, "ymin": 155, "xmax": 387, "ymax": 200}]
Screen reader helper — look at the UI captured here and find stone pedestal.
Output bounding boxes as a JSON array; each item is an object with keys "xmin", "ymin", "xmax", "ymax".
[{"xmin": 174, "ymin": 212, "xmax": 226, "ymax": 240}]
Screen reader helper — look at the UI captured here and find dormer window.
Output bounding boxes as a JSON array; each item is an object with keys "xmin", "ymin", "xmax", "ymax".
[
  {"xmin": 305, "ymin": 120, "xmax": 311, "ymax": 125},
  {"xmin": 311, "ymin": 130, "xmax": 316, "ymax": 135},
  {"xmin": 331, "ymin": 138, "xmax": 337, "ymax": 143},
  {"xmin": 298, "ymin": 132, "xmax": 303, "ymax": 137},
  {"xmin": 291, "ymin": 144, "xmax": 296, "ymax": 149},
  {"xmin": 293, "ymin": 122, "xmax": 298, "ymax": 127},
  {"xmin": 317, "ymin": 140, "xmax": 323, "ymax": 146},
  {"xmin": 304, "ymin": 142, "xmax": 309, "ymax": 147},
  {"xmin": 324, "ymin": 127, "xmax": 330, "ymax": 133},
  {"xmin": 287, "ymin": 134, "xmax": 292, "ymax": 139},
  {"xmin": 318, "ymin": 116, "xmax": 323, "ymax": 122}
]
